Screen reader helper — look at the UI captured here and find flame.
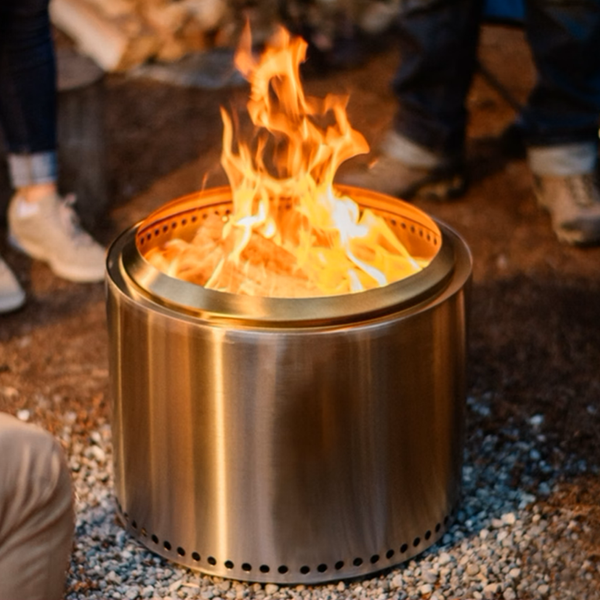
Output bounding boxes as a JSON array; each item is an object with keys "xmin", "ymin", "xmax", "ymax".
[{"xmin": 145, "ymin": 25, "xmax": 430, "ymax": 297}]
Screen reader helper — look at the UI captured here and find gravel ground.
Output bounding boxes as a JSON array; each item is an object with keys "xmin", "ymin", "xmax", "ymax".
[
  {"xmin": 44, "ymin": 396, "xmax": 596, "ymax": 600},
  {"xmin": 1, "ymin": 23, "xmax": 600, "ymax": 600}
]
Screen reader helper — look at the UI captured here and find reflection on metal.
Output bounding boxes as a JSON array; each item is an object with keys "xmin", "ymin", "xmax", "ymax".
[{"xmin": 106, "ymin": 186, "xmax": 472, "ymax": 584}]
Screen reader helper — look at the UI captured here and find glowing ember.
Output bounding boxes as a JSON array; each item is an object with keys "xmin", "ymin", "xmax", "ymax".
[{"xmin": 145, "ymin": 25, "xmax": 431, "ymax": 297}]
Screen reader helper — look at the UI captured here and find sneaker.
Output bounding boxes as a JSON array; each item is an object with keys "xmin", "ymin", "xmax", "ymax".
[
  {"xmin": 0, "ymin": 255, "xmax": 26, "ymax": 314},
  {"xmin": 533, "ymin": 172, "xmax": 600, "ymax": 245},
  {"xmin": 336, "ymin": 130, "xmax": 467, "ymax": 201},
  {"xmin": 8, "ymin": 192, "xmax": 106, "ymax": 282}
]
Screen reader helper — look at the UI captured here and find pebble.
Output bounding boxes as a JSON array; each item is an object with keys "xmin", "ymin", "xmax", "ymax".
[
  {"xmin": 503, "ymin": 588, "xmax": 516, "ymax": 600},
  {"xmin": 538, "ymin": 584, "xmax": 550, "ymax": 595},
  {"xmin": 1, "ymin": 386, "xmax": 19, "ymax": 399},
  {"xmin": 502, "ymin": 513, "xmax": 516, "ymax": 526},
  {"xmin": 62, "ymin": 405, "xmax": 599, "ymax": 600},
  {"xmin": 423, "ymin": 570, "xmax": 438, "ymax": 584},
  {"xmin": 508, "ymin": 568, "xmax": 521, "ymax": 579},
  {"xmin": 86, "ymin": 445, "xmax": 107, "ymax": 463},
  {"xmin": 483, "ymin": 583, "xmax": 500, "ymax": 599},
  {"xmin": 16, "ymin": 409, "xmax": 30, "ymax": 421},
  {"xmin": 529, "ymin": 414, "xmax": 544, "ymax": 427}
]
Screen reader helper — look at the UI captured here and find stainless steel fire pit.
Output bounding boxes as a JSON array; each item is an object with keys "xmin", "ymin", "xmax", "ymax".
[{"xmin": 106, "ymin": 185, "xmax": 472, "ymax": 584}]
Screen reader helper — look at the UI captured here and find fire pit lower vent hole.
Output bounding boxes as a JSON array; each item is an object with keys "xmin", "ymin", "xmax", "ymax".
[{"xmin": 121, "ymin": 514, "xmax": 453, "ymax": 578}]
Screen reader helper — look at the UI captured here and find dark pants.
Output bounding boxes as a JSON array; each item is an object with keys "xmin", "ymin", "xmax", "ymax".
[
  {"xmin": 0, "ymin": 0, "xmax": 56, "ymax": 155},
  {"xmin": 393, "ymin": 0, "xmax": 600, "ymax": 157}
]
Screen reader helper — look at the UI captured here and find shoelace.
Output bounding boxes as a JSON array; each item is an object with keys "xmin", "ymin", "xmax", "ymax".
[
  {"xmin": 565, "ymin": 173, "xmax": 600, "ymax": 209},
  {"xmin": 57, "ymin": 194, "xmax": 96, "ymax": 248}
]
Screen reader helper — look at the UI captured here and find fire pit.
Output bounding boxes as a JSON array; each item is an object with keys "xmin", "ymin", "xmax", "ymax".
[
  {"xmin": 107, "ymin": 22, "xmax": 472, "ymax": 584},
  {"xmin": 106, "ymin": 183, "xmax": 471, "ymax": 584}
]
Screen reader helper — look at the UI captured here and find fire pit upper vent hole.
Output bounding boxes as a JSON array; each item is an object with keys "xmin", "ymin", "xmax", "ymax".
[{"xmin": 136, "ymin": 187, "xmax": 442, "ymax": 263}]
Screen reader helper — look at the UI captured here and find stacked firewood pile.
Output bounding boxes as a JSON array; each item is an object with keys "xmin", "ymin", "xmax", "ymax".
[
  {"xmin": 50, "ymin": 0, "xmax": 279, "ymax": 72},
  {"xmin": 50, "ymin": 0, "xmax": 400, "ymax": 73}
]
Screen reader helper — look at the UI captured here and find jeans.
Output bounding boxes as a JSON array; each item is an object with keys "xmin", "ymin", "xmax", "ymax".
[
  {"xmin": 392, "ymin": 0, "xmax": 600, "ymax": 170},
  {"xmin": 0, "ymin": 0, "xmax": 58, "ymax": 187}
]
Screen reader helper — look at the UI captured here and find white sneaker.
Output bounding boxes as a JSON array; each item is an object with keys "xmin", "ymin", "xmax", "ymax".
[
  {"xmin": 8, "ymin": 192, "xmax": 106, "ymax": 282},
  {"xmin": 533, "ymin": 172, "xmax": 600, "ymax": 245},
  {"xmin": 0, "ymin": 255, "xmax": 26, "ymax": 314},
  {"xmin": 336, "ymin": 130, "xmax": 467, "ymax": 201}
]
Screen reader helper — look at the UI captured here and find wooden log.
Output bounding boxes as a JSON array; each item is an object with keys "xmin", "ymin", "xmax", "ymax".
[
  {"xmin": 183, "ymin": 0, "xmax": 228, "ymax": 32},
  {"xmin": 50, "ymin": 0, "xmax": 159, "ymax": 72},
  {"xmin": 145, "ymin": 220, "xmax": 322, "ymax": 297},
  {"xmin": 214, "ymin": 257, "xmax": 321, "ymax": 297},
  {"xmin": 81, "ymin": 0, "xmax": 135, "ymax": 19},
  {"xmin": 142, "ymin": 2, "xmax": 190, "ymax": 61},
  {"xmin": 143, "ymin": 1, "xmax": 189, "ymax": 34}
]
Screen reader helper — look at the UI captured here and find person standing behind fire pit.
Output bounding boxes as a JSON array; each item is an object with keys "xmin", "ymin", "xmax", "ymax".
[
  {"xmin": 0, "ymin": 0, "xmax": 106, "ymax": 314},
  {"xmin": 339, "ymin": 0, "xmax": 600, "ymax": 246},
  {"xmin": 0, "ymin": 412, "xmax": 74, "ymax": 600}
]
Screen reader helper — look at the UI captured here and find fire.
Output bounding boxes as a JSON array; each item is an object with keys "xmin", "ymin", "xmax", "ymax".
[{"xmin": 144, "ymin": 25, "xmax": 431, "ymax": 297}]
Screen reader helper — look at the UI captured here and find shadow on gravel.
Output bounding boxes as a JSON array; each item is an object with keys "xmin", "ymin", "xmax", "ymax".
[
  {"xmin": 0, "ymin": 241, "xmax": 105, "ymax": 344},
  {"xmin": 467, "ymin": 274, "xmax": 600, "ymax": 465}
]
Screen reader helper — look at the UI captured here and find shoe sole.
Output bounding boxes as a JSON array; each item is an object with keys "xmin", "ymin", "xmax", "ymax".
[
  {"xmin": 9, "ymin": 234, "xmax": 105, "ymax": 283},
  {"xmin": 553, "ymin": 226, "xmax": 600, "ymax": 246},
  {"xmin": 337, "ymin": 166, "xmax": 467, "ymax": 202},
  {"xmin": 0, "ymin": 289, "xmax": 26, "ymax": 314},
  {"xmin": 404, "ymin": 173, "xmax": 468, "ymax": 202},
  {"xmin": 535, "ymin": 195, "xmax": 600, "ymax": 246}
]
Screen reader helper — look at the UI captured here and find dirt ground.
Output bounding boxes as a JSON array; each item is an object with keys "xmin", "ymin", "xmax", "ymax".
[{"xmin": 1, "ymin": 23, "xmax": 599, "ymax": 595}]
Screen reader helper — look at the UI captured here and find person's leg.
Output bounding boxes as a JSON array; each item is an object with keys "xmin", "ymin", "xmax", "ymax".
[
  {"xmin": 0, "ymin": 0, "xmax": 106, "ymax": 282},
  {"xmin": 522, "ymin": 0, "xmax": 600, "ymax": 244},
  {"xmin": 523, "ymin": 0, "xmax": 600, "ymax": 149},
  {"xmin": 0, "ymin": 0, "xmax": 53, "ymax": 307},
  {"xmin": 337, "ymin": 0, "xmax": 483, "ymax": 199},
  {"xmin": 392, "ymin": 0, "xmax": 484, "ymax": 157},
  {"xmin": 0, "ymin": 0, "xmax": 58, "ymax": 193},
  {"xmin": 0, "ymin": 413, "xmax": 74, "ymax": 600}
]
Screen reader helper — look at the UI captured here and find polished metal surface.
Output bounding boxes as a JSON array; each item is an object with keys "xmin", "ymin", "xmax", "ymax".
[{"xmin": 106, "ymin": 187, "xmax": 472, "ymax": 584}]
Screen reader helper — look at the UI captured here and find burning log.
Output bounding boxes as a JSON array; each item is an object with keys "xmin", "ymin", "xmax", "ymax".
[
  {"xmin": 146, "ymin": 215, "xmax": 322, "ymax": 297},
  {"xmin": 215, "ymin": 231, "xmax": 321, "ymax": 297}
]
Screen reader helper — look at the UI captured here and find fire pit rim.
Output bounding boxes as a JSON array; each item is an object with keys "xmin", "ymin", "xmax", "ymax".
[{"xmin": 106, "ymin": 185, "xmax": 462, "ymax": 326}]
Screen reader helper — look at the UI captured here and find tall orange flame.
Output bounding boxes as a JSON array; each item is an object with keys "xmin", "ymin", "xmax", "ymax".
[{"xmin": 146, "ymin": 25, "xmax": 429, "ymax": 297}]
